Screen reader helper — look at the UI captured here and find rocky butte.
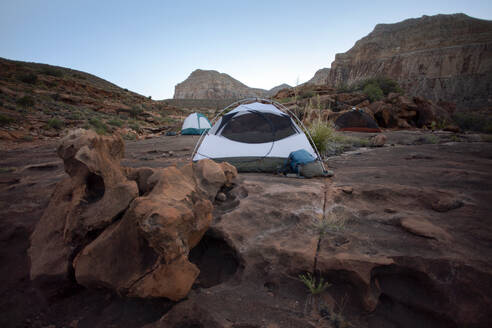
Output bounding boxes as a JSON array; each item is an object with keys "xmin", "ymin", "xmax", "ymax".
[
  {"xmin": 305, "ymin": 68, "xmax": 331, "ymax": 86},
  {"xmin": 173, "ymin": 69, "xmax": 290, "ymax": 99},
  {"xmin": 328, "ymin": 13, "xmax": 492, "ymax": 109}
]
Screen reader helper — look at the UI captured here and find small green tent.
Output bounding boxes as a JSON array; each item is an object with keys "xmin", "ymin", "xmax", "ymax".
[{"xmin": 181, "ymin": 113, "xmax": 212, "ymax": 135}]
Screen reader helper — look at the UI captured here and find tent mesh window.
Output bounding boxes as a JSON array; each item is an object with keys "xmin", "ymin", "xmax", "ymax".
[{"xmin": 219, "ymin": 112, "xmax": 298, "ymax": 144}]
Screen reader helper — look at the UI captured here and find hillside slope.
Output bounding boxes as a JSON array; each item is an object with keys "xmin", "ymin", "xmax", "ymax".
[{"xmin": 0, "ymin": 58, "xmax": 183, "ymax": 141}]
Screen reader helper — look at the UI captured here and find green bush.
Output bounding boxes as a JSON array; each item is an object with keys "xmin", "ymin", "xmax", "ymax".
[
  {"xmin": 355, "ymin": 77, "xmax": 402, "ymax": 96},
  {"xmin": 89, "ymin": 117, "xmax": 108, "ymax": 134},
  {"xmin": 277, "ymin": 97, "xmax": 293, "ymax": 104},
  {"xmin": 18, "ymin": 73, "xmax": 38, "ymax": 84},
  {"xmin": 129, "ymin": 122, "xmax": 141, "ymax": 133},
  {"xmin": 41, "ymin": 67, "xmax": 63, "ymax": 77},
  {"xmin": 372, "ymin": 77, "xmax": 402, "ymax": 95},
  {"xmin": 72, "ymin": 73, "xmax": 87, "ymax": 80},
  {"xmin": 363, "ymin": 83, "xmax": 384, "ymax": 102},
  {"xmin": 452, "ymin": 112, "xmax": 492, "ymax": 133},
  {"xmin": 123, "ymin": 105, "xmax": 143, "ymax": 118},
  {"xmin": 299, "ymin": 90, "xmax": 315, "ymax": 99},
  {"xmin": 308, "ymin": 121, "xmax": 335, "ymax": 153},
  {"xmin": 22, "ymin": 135, "xmax": 34, "ymax": 142},
  {"xmin": 47, "ymin": 118, "xmax": 64, "ymax": 130},
  {"xmin": 336, "ymin": 83, "xmax": 351, "ymax": 93},
  {"xmin": 123, "ymin": 133, "xmax": 137, "ymax": 140},
  {"xmin": 299, "ymin": 272, "xmax": 331, "ymax": 295},
  {"xmin": 0, "ymin": 167, "xmax": 15, "ymax": 173},
  {"xmin": 119, "ymin": 113, "xmax": 129, "ymax": 120},
  {"xmin": 16, "ymin": 95, "xmax": 35, "ymax": 107},
  {"xmin": 0, "ymin": 114, "xmax": 15, "ymax": 125},
  {"xmin": 107, "ymin": 118, "xmax": 123, "ymax": 127},
  {"xmin": 67, "ymin": 111, "xmax": 83, "ymax": 120}
]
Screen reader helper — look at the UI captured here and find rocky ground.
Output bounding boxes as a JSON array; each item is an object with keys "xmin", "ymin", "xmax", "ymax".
[{"xmin": 1, "ymin": 131, "xmax": 492, "ymax": 328}]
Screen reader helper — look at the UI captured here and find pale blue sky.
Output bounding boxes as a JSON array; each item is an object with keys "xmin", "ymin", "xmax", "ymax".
[{"xmin": 1, "ymin": 0, "xmax": 491, "ymax": 99}]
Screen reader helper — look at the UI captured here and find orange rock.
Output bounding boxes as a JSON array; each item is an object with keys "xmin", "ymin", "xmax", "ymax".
[
  {"xmin": 30, "ymin": 129, "xmax": 138, "ymax": 281},
  {"xmin": 30, "ymin": 129, "xmax": 238, "ymax": 301}
]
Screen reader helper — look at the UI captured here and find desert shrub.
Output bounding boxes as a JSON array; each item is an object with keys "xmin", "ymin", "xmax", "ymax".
[
  {"xmin": 127, "ymin": 105, "xmax": 143, "ymax": 118},
  {"xmin": 67, "ymin": 111, "xmax": 83, "ymax": 120},
  {"xmin": 123, "ymin": 133, "xmax": 137, "ymax": 140},
  {"xmin": 0, "ymin": 167, "xmax": 15, "ymax": 173},
  {"xmin": 89, "ymin": 117, "xmax": 108, "ymax": 134},
  {"xmin": 299, "ymin": 90, "xmax": 315, "ymax": 99},
  {"xmin": 129, "ymin": 122, "xmax": 141, "ymax": 133},
  {"xmin": 299, "ymin": 272, "xmax": 331, "ymax": 295},
  {"xmin": 41, "ymin": 67, "xmax": 63, "ymax": 77},
  {"xmin": 336, "ymin": 83, "xmax": 352, "ymax": 93},
  {"xmin": 22, "ymin": 135, "xmax": 34, "ymax": 142},
  {"xmin": 452, "ymin": 112, "xmax": 492, "ymax": 133},
  {"xmin": 107, "ymin": 118, "xmax": 123, "ymax": 127},
  {"xmin": 47, "ymin": 118, "xmax": 64, "ymax": 130},
  {"xmin": 277, "ymin": 97, "xmax": 292, "ymax": 104},
  {"xmin": 18, "ymin": 73, "xmax": 38, "ymax": 84},
  {"xmin": 0, "ymin": 114, "xmax": 15, "ymax": 125},
  {"xmin": 363, "ymin": 83, "xmax": 384, "ymax": 102},
  {"xmin": 308, "ymin": 121, "xmax": 335, "ymax": 153},
  {"xmin": 119, "ymin": 113, "xmax": 129, "ymax": 120},
  {"xmin": 16, "ymin": 95, "xmax": 35, "ymax": 107},
  {"xmin": 354, "ymin": 77, "xmax": 402, "ymax": 96},
  {"xmin": 372, "ymin": 77, "xmax": 402, "ymax": 95},
  {"xmin": 72, "ymin": 73, "xmax": 86, "ymax": 80}
]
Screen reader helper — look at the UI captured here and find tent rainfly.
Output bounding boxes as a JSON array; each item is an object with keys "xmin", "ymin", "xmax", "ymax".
[
  {"xmin": 181, "ymin": 113, "xmax": 212, "ymax": 135},
  {"xmin": 192, "ymin": 100, "xmax": 321, "ymax": 172},
  {"xmin": 334, "ymin": 108, "xmax": 381, "ymax": 132}
]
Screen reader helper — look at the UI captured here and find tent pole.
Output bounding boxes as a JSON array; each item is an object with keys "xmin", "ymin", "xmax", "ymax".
[
  {"xmin": 190, "ymin": 98, "xmax": 257, "ymax": 160},
  {"xmin": 191, "ymin": 98, "xmax": 327, "ymax": 173}
]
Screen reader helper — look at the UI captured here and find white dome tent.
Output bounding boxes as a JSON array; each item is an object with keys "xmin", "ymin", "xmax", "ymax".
[
  {"xmin": 192, "ymin": 98, "xmax": 324, "ymax": 172},
  {"xmin": 181, "ymin": 113, "xmax": 212, "ymax": 135}
]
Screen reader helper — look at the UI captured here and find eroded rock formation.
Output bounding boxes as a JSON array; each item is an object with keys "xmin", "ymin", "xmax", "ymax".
[
  {"xmin": 306, "ymin": 68, "xmax": 331, "ymax": 86},
  {"xmin": 28, "ymin": 129, "xmax": 237, "ymax": 301},
  {"xmin": 328, "ymin": 14, "xmax": 492, "ymax": 109}
]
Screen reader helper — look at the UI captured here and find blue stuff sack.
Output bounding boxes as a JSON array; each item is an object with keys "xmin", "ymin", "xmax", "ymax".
[{"xmin": 287, "ymin": 149, "xmax": 316, "ymax": 173}]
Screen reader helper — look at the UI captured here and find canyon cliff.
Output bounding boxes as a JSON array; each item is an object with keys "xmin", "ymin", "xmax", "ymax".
[
  {"xmin": 306, "ymin": 68, "xmax": 331, "ymax": 85},
  {"xmin": 328, "ymin": 14, "xmax": 492, "ymax": 109}
]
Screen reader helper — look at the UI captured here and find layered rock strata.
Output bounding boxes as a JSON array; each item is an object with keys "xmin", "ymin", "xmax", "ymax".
[{"xmin": 328, "ymin": 14, "xmax": 492, "ymax": 109}]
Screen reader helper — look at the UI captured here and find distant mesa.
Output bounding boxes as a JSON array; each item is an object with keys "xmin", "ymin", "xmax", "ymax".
[
  {"xmin": 173, "ymin": 69, "xmax": 291, "ymax": 100},
  {"xmin": 326, "ymin": 13, "xmax": 492, "ymax": 109}
]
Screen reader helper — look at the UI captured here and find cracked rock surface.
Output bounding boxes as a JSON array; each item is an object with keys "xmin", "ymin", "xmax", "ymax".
[{"xmin": 2, "ymin": 133, "xmax": 492, "ymax": 328}]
